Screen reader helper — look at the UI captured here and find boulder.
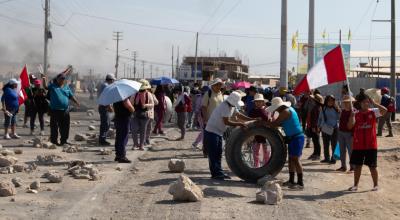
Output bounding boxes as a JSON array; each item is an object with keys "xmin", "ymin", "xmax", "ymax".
[
  {"xmin": 99, "ymin": 148, "xmax": 112, "ymax": 155},
  {"xmin": 36, "ymin": 154, "xmax": 64, "ymax": 165},
  {"xmin": 13, "ymin": 164, "xmax": 24, "ymax": 172},
  {"xmin": 0, "ymin": 156, "xmax": 18, "ymax": 167},
  {"xmin": 11, "ymin": 177, "xmax": 23, "ymax": 187},
  {"xmin": 13, "ymin": 149, "xmax": 23, "ymax": 155},
  {"xmin": 257, "ymin": 175, "xmax": 283, "ymax": 186},
  {"xmin": 168, "ymin": 159, "xmax": 186, "ymax": 173},
  {"xmin": 45, "ymin": 171, "xmax": 63, "ymax": 183},
  {"xmin": 0, "ymin": 181, "xmax": 16, "ymax": 197},
  {"xmin": 0, "ymin": 166, "xmax": 14, "ymax": 174},
  {"xmin": 63, "ymin": 145, "xmax": 79, "ymax": 153},
  {"xmin": 67, "ymin": 163, "xmax": 100, "ymax": 181},
  {"xmin": 24, "ymin": 163, "xmax": 37, "ymax": 172},
  {"xmin": 256, "ymin": 181, "xmax": 283, "ymax": 205},
  {"xmin": 88, "ymin": 125, "xmax": 96, "ymax": 131},
  {"xmin": 33, "ymin": 137, "xmax": 43, "ymax": 148},
  {"xmin": 42, "ymin": 142, "xmax": 56, "ymax": 149},
  {"xmin": 27, "ymin": 189, "xmax": 38, "ymax": 194},
  {"xmin": 74, "ymin": 134, "xmax": 88, "ymax": 142},
  {"xmin": 168, "ymin": 175, "xmax": 203, "ymax": 202},
  {"xmin": 1, "ymin": 149, "xmax": 15, "ymax": 156},
  {"xmin": 30, "ymin": 180, "xmax": 40, "ymax": 190}
]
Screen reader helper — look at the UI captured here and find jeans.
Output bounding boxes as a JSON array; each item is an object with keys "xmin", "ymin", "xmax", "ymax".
[
  {"xmin": 30, "ymin": 108, "xmax": 45, "ymax": 131},
  {"xmin": 177, "ymin": 112, "xmax": 187, "ymax": 138},
  {"xmin": 322, "ymin": 128, "xmax": 338, "ymax": 160},
  {"xmin": 309, "ymin": 130, "xmax": 321, "ymax": 156},
  {"xmin": 50, "ymin": 110, "xmax": 70, "ymax": 144},
  {"xmin": 98, "ymin": 105, "xmax": 111, "ymax": 142},
  {"xmin": 377, "ymin": 112, "xmax": 393, "ymax": 135},
  {"xmin": 114, "ymin": 116, "xmax": 130, "ymax": 158},
  {"xmin": 131, "ymin": 116, "xmax": 149, "ymax": 147},
  {"xmin": 4, "ymin": 110, "xmax": 17, "ymax": 128},
  {"xmin": 187, "ymin": 111, "xmax": 194, "ymax": 127},
  {"xmin": 338, "ymin": 131, "xmax": 353, "ymax": 169},
  {"xmin": 204, "ymin": 130, "xmax": 224, "ymax": 177}
]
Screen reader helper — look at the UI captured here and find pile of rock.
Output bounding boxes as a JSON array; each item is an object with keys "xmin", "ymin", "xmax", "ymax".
[
  {"xmin": 32, "ymin": 137, "xmax": 57, "ymax": 149},
  {"xmin": 62, "ymin": 145, "xmax": 80, "ymax": 153},
  {"xmin": 168, "ymin": 174, "xmax": 203, "ymax": 202},
  {"xmin": 168, "ymin": 159, "xmax": 186, "ymax": 173},
  {"xmin": 67, "ymin": 161, "xmax": 100, "ymax": 181},
  {"xmin": 36, "ymin": 154, "xmax": 64, "ymax": 165},
  {"xmin": 255, "ymin": 180, "xmax": 283, "ymax": 205},
  {"xmin": 11, "ymin": 177, "xmax": 23, "ymax": 187}
]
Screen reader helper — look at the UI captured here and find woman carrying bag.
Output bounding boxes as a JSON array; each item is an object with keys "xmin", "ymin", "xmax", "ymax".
[{"xmin": 318, "ymin": 95, "xmax": 340, "ymax": 164}]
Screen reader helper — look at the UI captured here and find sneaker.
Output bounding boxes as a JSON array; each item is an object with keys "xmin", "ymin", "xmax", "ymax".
[
  {"xmin": 336, "ymin": 167, "xmax": 347, "ymax": 172},
  {"xmin": 4, "ymin": 134, "xmax": 11, "ymax": 140},
  {"xmin": 211, "ymin": 174, "xmax": 231, "ymax": 180},
  {"xmin": 115, "ymin": 157, "xmax": 131, "ymax": 163},
  {"xmin": 385, "ymin": 134, "xmax": 394, "ymax": 137},
  {"xmin": 282, "ymin": 180, "xmax": 296, "ymax": 187},
  {"xmin": 159, "ymin": 131, "xmax": 166, "ymax": 136},
  {"xmin": 30, "ymin": 130, "xmax": 34, "ymax": 136},
  {"xmin": 99, "ymin": 141, "xmax": 111, "ymax": 146},
  {"xmin": 289, "ymin": 183, "xmax": 304, "ymax": 190},
  {"xmin": 376, "ymin": 133, "xmax": 382, "ymax": 137},
  {"xmin": 348, "ymin": 186, "xmax": 358, "ymax": 192},
  {"xmin": 191, "ymin": 143, "xmax": 200, "ymax": 151},
  {"xmin": 305, "ymin": 143, "xmax": 311, "ymax": 148},
  {"xmin": 320, "ymin": 159, "xmax": 330, "ymax": 163},
  {"xmin": 371, "ymin": 186, "xmax": 379, "ymax": 191},
  {"xmin": 329, "ymin": 159, "xmax": 337, "ymax": 164},
  {"xmin": 10, "ymin": 134, "xmax": 20, "ymax": 139}
]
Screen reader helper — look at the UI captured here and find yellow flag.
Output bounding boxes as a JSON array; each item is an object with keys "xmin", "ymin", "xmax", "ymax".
[{"xmin": 291, "ymin": 30, "xmax": 299, "ymax": 50}]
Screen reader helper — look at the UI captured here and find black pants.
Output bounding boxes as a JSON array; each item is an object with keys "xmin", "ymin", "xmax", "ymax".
[
  {"xmin": 322, "ymin": 128, "xmax": 338, "ymax": 160},
  {"xmin": 30, "ymin": 108, "xmax": 45, "ymax": 131},
  {"xmin": 98, "ymin": 106, "xmax": 111, "ymax": 142},
  {"xmin": 309, "ymin": 130, "xmax": 321, "ymax": 156},
  {"xmin": 50, "ymin": 110, "xmax": 70, "ymax": 145}
]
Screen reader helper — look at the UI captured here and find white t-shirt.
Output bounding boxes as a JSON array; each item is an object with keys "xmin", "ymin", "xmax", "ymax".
[{"xmin": 205, "ymin": 101, "xmax": 236, "ymax": 136}]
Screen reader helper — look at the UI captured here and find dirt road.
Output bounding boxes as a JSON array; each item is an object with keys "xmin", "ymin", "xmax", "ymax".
[{"xmin": 0, "ymin": 94, "xmax": 399, "ymax": 220}]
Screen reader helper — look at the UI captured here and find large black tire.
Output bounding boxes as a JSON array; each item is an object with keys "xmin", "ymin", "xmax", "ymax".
[{"xmin": 225, "ymin": 123, "xmax": 287, "ymax": 183}]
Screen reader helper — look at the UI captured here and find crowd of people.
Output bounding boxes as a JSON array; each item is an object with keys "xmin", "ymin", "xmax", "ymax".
[{"xmin": 1, "ymin": 74, "xmax": 396, "ymax": 191}]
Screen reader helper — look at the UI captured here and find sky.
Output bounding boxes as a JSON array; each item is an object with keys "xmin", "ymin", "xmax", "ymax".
[{"xmin": 0, "ymin": 0, "xmax": 399, "ymax": 77}]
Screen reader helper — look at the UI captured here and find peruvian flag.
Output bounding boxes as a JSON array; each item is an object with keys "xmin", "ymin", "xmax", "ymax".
[
  {"xmin": 294, "ymin": 45, "xmax": 347, "ymax": 95},
  {"xmin": 18, "ymin": 65, "xmax": 30, "ymax": 105}
]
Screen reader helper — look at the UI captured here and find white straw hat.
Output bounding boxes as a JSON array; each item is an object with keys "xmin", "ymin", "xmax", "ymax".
[
  {"xmin": 266, "ymin": 97, "xmax": 291, "ymax": 112},
  {"xmin": 252, "ymin": 93, "xmax": 267, "ymax": 102},
  {"xmin": 226, "ymin": 91, "xmax": 244, "ymax": 107}
]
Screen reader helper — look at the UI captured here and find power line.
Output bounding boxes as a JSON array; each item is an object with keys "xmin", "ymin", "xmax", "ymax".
[
  {"xmin": 0, "ymin": 0, "xmax": 18, "ymax": 4},
  {"xmin": 198, "ymin": 0, "xmax": 225, "ymax": 33},
  {"xmin": 205, "ymin": 0, "xmax": 242, "ymax": 34},
  {"xmin": 0, "ymin": 13, "xmax": 41, "ymax": 27}
]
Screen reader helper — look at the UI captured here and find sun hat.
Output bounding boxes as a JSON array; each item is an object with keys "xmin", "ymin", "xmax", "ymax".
[
  {"xmin": 342, "ymin": 95, "xmax": 355, "ymax": 103},
  {"xmin": 234, "ymin": 90, "xmax": 246, "ymax": 97},
  {"xmin": 106, "ymin": 73, "xmax": 116, "ymax": 81},
  {"xmin": 266, "ymin": 97, "xmax": 291, "ymax": 112},
  {"xmin": 253, "ymin": 93, "xmax": 267, "ymax": 102},
  {"xmin": 139, "ymin": 79, "xmax": 151, "ymax": 90},
  {"xmin": 8, "ymin": 78, "xmax": 19, "ymax": 85},
  {"xmin": 226, "ymin": 91, "xmax": 244, "ymax": 107},
  {"xmin": 210, "ymin": 78, "xmax": 224, "ymax": 86}
]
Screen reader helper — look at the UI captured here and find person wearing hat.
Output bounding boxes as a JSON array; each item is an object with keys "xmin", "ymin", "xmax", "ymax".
[
  {"xmin": 306, "ymin": 94, "xmax": 324, "ymax": 161},
  {"xmin": 191, "ymin": 86, "xmax": 210, "ymax": 150},
  {"xmin": 265, "ymin": 97, "xmax": 305, "ymax": 189},
  {"xmin": 22, "ymin": 74, "xmax": 38, "ymax": 128},
  {"xmin": 97, "ymin": 73, "xmax": 116, "ymax": 146},
  {"xmin": 377, "ymin": 87, "xmax": 394, "ymax": 137},
  {"xmin": 28, "ymin": 79, "xmax": 48, "ymax": 136},
  {"xmin": 337, "ymin": 95, "xmax": 355, "ymax": 172},
  {"xmin": 249, "ymin": 93, "xmax": 271, "ymax": 167},
  {"xmin": 278, "ymin": 87, "xmax": 297, "ymax": 107},
  {"xmin": 318, "ymin": 95, "xmax": 340, "ymax": 164},
  {"xmin": 130, "ymin": 79, "xmax": 155, "ymax": 150},
  {"xmin": 1, "ymin": 79, "xmax": 21, "ymax": 139},
  {"xmin": 47, "ymin": 73, "xmax": 80, "ymax": 146},
  {"xmin": 204, "ymin": 91, "xmax": 255, "ymax": 180}
]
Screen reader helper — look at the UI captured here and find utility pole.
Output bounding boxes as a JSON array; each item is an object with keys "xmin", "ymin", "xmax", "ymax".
[
  {"xmin": 123, "ymin": 63, "xmax": 126, "ymax": 78},
  {"xmin": 150, "ymin": 65, "xmax": 153, "ymax": 79},
  {"xmin": 132, "ymin": 51, "xmax": 137, "ymax": 80},
  {"xmin": 171, "ymin": 45, "xmax": 174, "ymax": 77},
  {"xmin": 176, "ymin": 46, "xmax": 180, "ymax": 79},
  {"xmin": 113, "ymin": 31, "xmax": 123, "ymax": 78},
  {"xmin": 308, "ymin": 0, "xmax": 315, "ymax": 72},
  {"xmin": 142, "ymin": 61, "xmax": 145, "ymax": 79},
  {"xmin": 280, "ymin": 0, "xmax": 288, "ymax": 88},
  {"xmin": 43, "ymin": 0, "xmax": 50, "ymax": 75},
  {"xmin": 339, "ymin": 29, "xmax": 342, "ymax": 44},
  {"xmin": 391, "ymin": 0, "xmax": 396, "ymax": 112},
  {"xmin": 194, "ymin": 32, "xmax": 199, "ymax": 83}
]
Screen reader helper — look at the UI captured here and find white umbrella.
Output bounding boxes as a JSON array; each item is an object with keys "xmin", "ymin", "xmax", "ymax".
[{"xmin": 97, "ymin": 79, "xmax": 141, "ymax": 105}]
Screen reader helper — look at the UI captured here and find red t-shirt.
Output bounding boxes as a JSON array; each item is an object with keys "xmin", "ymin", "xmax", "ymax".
[{"xmin": 352, "ymin": 109, "xmax": 380, "ymax": 150}]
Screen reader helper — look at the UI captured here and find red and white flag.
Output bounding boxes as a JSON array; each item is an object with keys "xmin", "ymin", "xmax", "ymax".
[
  {"xmin": 294, "ymin": 45, "xmax": 347, "ymax": 95},
  {"xmin": 18, "ymin": 65, "xmax": 30, "ymax": 105}
]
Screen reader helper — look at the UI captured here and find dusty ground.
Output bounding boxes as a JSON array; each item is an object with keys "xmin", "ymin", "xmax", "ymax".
[{"xmin": 0, "ymin": 94, "xmax": 399, "ymax": 220}]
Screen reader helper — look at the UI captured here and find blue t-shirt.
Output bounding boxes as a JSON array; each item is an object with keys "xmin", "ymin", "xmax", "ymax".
[
  {"xmin": 48, "ymin": 83, "xmax": 73, "ymax": 111},
  {"xmin": 245, "ymin": 95, "xmax": 255, "ymax": 115},
  {"xmin": 282, "ymin": 107, "xmax": 303, "ymax": 137},
  {"xmin": 1, "ymin": 87, "xmax": 19, "ymax": 112}
]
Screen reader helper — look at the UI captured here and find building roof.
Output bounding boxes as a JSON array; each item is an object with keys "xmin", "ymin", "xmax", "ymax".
[
  {"xmin": 248, "ymin": 75, "xmax": 280, "ymax": 79},
  {"xmin": 351, "ymin": 50, "xmax": 400, "ymax": 58}
]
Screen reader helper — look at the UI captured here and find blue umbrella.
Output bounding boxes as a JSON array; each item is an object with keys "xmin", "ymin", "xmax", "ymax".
[
  {"xmin": 97, "ymin": 79, "xmax": 141, "ymax": 105},
  {"xmin": 150, "ymin": 76, "xmax": 179, "ymax": 85}
]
